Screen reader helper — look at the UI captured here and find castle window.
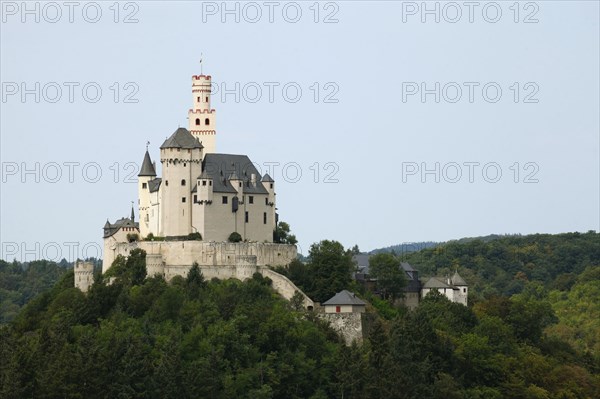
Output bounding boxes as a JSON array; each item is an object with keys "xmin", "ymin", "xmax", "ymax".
[
  {"xmin": 197, "ymin": 97, "xmax": 200, "ymax": 102},
  {"xmin": 239, "ymin": 182, "xmax": 242, "ymax": 188},
  {"xmin": 263, "ymin": 212, "xmax": 267, "ymax": 224},
  {"xmin": 270, "ymin": 183, "xmax": 273, "ymax": 189},
  {"xmin": 205, "ymin": 96, "xmax": 208, "ymax": 102},
  {"xmin": 181, "ymin": 179, "xmax": 186, "ymax": 186},
  {"xmin": 142, "ymin": 183, "xmax": 147, "ymax": 189},
  {"xmin": 463, "ymin": 288, "xmax": 466, "ymax": 293},
  {"xmin": 182, "ymin": 197, "xmax": 186, "ymax": 203},
  {"xmin": 202, "ymin": 180, "xmax": 207, "ymax": 186},
  {"xmin": 249, "ymin": 196, "xmax": 254, "ymax": 204},
  {"xmin": 336, "ymin": 306, "xmax": 341, "ymax": 313},
  {"xmin": 222, "ymin": 196, "xmax": 228, "ymax": 204},
  {"xmin": 195, "ymin": 118, "xmax": 200, "ymax": 126},
  {"xmin": 265, "ymin": 198, "xmax": 268, "ymax": 205},
  {"xmin": 193, "ymin": 195, "xmax": 197, "ymax": 203},
  {"xmin": 245, "ymin": 211, "xmax": 249, "ymax": 223},
  {"xmin": 209, "ymin": 181, "xmax": 212, "ymax": 186},
  {"xmin": 205, "ymin": 118, "xmax": 210, "ymax": 125},
  {"xmin": 165, "ymin": 180, "xmax": 169, "ymax": 186}
]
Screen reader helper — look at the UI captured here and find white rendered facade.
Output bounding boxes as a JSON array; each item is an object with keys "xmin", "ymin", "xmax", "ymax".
[{"xmin": 136, "ymin": 70, "xmax": 277, "ymax": 243}]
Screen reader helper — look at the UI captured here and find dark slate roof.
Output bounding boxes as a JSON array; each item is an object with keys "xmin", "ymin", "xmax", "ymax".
[
  {"xmin": 201, "ymin": 153, "xmax": 269, "ymax": 194},
  {"xmin": 103, "ymin": 217, "xmax": 139, "ymax": 238},
  {"xmin": 353, "ymin": 253, "xmax": 371, "ymax": 274},
  {"xmin": 148, "ymin": 178, "xmax": 162, "ymax": 193},
  {"xmin": 138, "ymin": 151, "xmax": 156, "ymax": 177},
  {"xmin": 322, "ymin": 290, "xmax": 366, "ymax": 306},
  {"xmin": 400, "ymin": 262, "xmax": 416, "ymax": 272},
  {"xmin": 451, "ymin": 272, "xmax": 467, "ymax": 286},
  {"xmin": 261, "ymin": 173, "xmax": 274, "ymax": 182},
  {"xmin": 423, "ymin": 277, "xmax": 452, "ymax": 289},
  {"xmin": 160, "ymin": 128, "xmax": 203, "ymax": 149}
]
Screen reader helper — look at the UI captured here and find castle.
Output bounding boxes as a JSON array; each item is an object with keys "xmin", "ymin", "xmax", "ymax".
[{"xmin": 75, "ymin": 66, "xmax": 313, "ymax": 309}]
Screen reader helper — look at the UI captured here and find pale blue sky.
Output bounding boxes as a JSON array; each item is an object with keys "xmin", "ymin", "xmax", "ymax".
[{"xmin": 1, "ymin": 1, "xmax": 598, "ymax": 261}]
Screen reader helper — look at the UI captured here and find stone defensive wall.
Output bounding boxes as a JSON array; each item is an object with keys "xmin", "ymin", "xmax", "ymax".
[
  {"xmin": 103, "ymin": 241, "xmax": 314, "ymax": 309},
  {"xmin": 104, "ymin": 241, "xmax": 297, "ymax": 273}
]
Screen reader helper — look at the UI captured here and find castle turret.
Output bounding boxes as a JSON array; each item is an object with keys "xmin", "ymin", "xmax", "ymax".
[
  {"xmin": 74, "ymin": 260, "xmax": 94, "ymax": 293},
  {"xmin": 451, "ymin": 271, "xmax": 468, "ymax": 306},
  {"xmin": 160, "ymin": 128, "xmax": 203, "ymax": 237},
  {"xmin": 138, "ymin": 150, "xmax": 156, "ymax": 238},
  {"xmin": 261, "ymin": 173, "xmax": 276, "ymax": 234},
  {"xmin": 188, "ymin": 74, "xmax": 216, "ymax": 154}
]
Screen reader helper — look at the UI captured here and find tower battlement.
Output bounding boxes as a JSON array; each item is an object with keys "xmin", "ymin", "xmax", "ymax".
[{"xmin": 74, "ymin": 260, "xmax": 94, "ymax": 293}]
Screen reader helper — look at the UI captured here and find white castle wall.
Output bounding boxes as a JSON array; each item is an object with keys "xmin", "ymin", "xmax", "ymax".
[
  {"xmin": 104, "ymin": 241, "xmax": 296, "ymax": 272},
  {"xmin": 102, "ymin": 241, "xmax": 312, "ymax": 308}
]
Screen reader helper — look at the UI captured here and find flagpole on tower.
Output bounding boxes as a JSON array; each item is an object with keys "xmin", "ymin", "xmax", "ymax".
[{"xmin": 199, "ymin": 53, "xmax": 203, "ymax": 75}]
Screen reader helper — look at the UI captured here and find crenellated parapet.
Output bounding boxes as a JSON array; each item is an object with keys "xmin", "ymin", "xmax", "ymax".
[{"xmin": 74, "ymin": 260, "xmax": 94, "ymax": 293}]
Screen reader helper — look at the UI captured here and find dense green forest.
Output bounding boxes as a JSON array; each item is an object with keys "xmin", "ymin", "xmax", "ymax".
[
  {"xmin": 0, "ymin": 260, "xmax": 68, "ymax": 324},
  {"xmin": 1, "ymin": 232, "xmax": 599, "ymax": 398}
]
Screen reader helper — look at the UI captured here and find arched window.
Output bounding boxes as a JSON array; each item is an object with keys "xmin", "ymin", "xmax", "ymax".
[
  {"xmin": 205, "ymin": 96, "xmax": 208, "ymax": 102},
  {"xmin": 195, "ymin": 118, "xmax": 200, "ymax": 126},
  {"xmin": 205, "ymin": 118, "xmax": 210, "ymax": 125},
  {"xmin": 197, "ymin": 97, "xmax": 200, "ymax": 102},
  {"xmin": 181, "ymin": 179, "xmax": 186, "ymax": 186}
]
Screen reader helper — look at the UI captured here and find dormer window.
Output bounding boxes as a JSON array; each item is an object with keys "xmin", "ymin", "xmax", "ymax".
[{"xmin": 195, "ymin": 118, "xmax": 200, "ymax": 126}]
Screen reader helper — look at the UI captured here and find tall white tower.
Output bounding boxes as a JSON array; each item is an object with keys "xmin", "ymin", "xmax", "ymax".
[
  {"xmin": 159, "ymin": 128, "xmax": 203, "ymax": 237},
  {"xmin": 188, "ymin": 74, "xmax": 216, "ymax": 153},
  {"xmin": 138, "ymin": 149, "xmax": 156, "ymax": 238}
]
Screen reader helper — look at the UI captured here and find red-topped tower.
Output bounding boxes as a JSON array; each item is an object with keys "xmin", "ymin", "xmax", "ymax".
[{"xmin": 188, "ymin": 74, "xmax": 216, "ymax": 153}]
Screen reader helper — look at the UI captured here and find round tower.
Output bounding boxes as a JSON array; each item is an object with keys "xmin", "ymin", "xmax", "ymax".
[
  {"xmin": 74, "ymin": 260, "xmax": 94, "ymax": 293},
  {"xmin": 160, "ymin": 128, "xmax": 203, "ymax": 237},
  {"xmin": 188, "ymin": 74, "xmax": 217, "ymax": 154},
  {"xmin": 138, "ymin": 149, "xmax": 156, "ymax": 238}
]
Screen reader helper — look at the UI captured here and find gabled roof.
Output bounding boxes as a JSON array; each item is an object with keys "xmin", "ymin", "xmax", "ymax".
[
  {"xmin": 400, "ymin": 262, "xmax": 416, "ymax": 272},
  {"xmin": 353, "ymin": 253, "xmax": 371, "ymax": 274},
  {"xmin": 160, "ymin": 128, "xmax": 203, "ymax": 149},
  {"xmin": 201, "ymin": 153, "xmax": 269, "ymax": 194},
  {"xmin": 322, "ymin": 290, "xmax": 366, "ymax": 306},
  {"xmin": 138, "ymin": 150, "xmax": 156, "ymax": 177},
  {"xmin": 423, "ymin": 277, "xmax": 452, "ymax": 289},
  {"xmin": 103, "ymin": 217, "xmax": 139, "ymax": 238}
]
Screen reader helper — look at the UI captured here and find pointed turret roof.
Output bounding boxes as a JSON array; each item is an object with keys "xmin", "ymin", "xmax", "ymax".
[
  {"xmin": 261, "ymin": 173, "xmax": 274, "ymax": 182},
  {"xmin": 160, "ymin": 127, "xmax": 203, "ymax": 149},
  {"xmin": 451, "ymin": 271, "xmax": 467, "ymax": 286},
  {"xmin": 138, "ymin": 150, "xmax": 157, "ymax": 177}
]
